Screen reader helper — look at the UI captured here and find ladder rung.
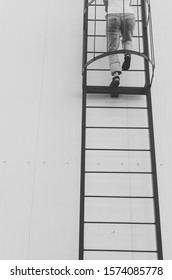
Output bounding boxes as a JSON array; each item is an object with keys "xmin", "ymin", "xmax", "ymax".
[
  {"xmin": 84, "ymin": 249, "xmax": 157, "ymax": 253},
  {"xmin": 90, "ymin": 4, "xmax": 142, "ymax": 7},
  {"xmin": 86, "ymin": 127, "xmax": 149, "ymax": 130},
  {"xmin": 85, "ymin": 195, "xmax": 154, "ymax": 199},
  {"xmin": 87, "ymin": 69, "xmax": 145, "ymax": 72},
  {"xmin": 86, "ymin": 86, "xmax": 147, "ymax": 95},
  {"xmin": 88, "ymin": 35, "xmax": 143, "ymax": 38},
  {"xmin": 86, "ymin": 106, "xmax": 147, "ymax": 109},
  {"xmin": 84, "ymin": 221, "xmax": 155, "ymax": 225},
  {"xmin": 85, "ymin": 171, "xmax": 152, "ymax": 174},
  {"xmin": 88, "ymin": 19, "xmax": 142, "ymax": 22},
  {"xmin": 87, "ymin": 51, "xmax": 144, "ymax": 55},
  {"xmin": 85, "ymin": 148, "xmax": 150, "ymax": 152}
]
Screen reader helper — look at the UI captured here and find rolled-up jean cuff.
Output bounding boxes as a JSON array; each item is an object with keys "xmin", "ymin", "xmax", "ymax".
[
  {"xmin": 122, "ymin": 41, "xmax": 133, "ymax": 50},
  {"xmin": 110, "ymin": 62, "xmax": 121, "ymax": 75}
]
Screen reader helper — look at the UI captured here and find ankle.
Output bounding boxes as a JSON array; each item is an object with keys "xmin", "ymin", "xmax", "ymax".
[{"xmin": 112, "ymin": 71, "xmax": 121, "ymax": 77}]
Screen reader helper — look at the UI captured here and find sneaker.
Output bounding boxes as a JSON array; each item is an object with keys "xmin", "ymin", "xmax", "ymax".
[
  {"xmin": 109, "ymin": 75, "xmax": 120, "ymax": 88},
  {"xmin": 122, "ymin": 53, "xmax": 131, "ymax": 70}
]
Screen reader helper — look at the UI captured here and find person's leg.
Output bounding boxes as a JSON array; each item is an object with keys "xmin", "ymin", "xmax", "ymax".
[
  {"xmin": 106, "ymin": 14, "xmax": 121, "ymax": 76},
  {"xmin": 121, "ymin": 14, "xmax": 136, "ymax": 70}
]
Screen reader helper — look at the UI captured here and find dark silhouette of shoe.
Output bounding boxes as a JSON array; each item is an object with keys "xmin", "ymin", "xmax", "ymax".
[
  {"xmin": 122, "ymin": 53, "xmax": 131, "ymax": 70},
  {"xmin": 109, "ymin": 75, "xmax": 120, "ymax": 88}
]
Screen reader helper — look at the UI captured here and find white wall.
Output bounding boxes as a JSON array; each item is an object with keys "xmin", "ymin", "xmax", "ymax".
[
  {"xmin": 0, "ymin": 0, "xmax": 83, "ymax": 259},
  {"xmin": 0, "ymin": 0, "xmax": 171, "ymax": 260},
  {"xmin": 151, "ymin": 0, "xmax": 172, "ymax": 260}
]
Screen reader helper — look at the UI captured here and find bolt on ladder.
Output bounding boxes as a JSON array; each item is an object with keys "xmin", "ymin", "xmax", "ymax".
[{"xmin": 79, "ymin": 0, "xmax": 163, "ymax": 260}]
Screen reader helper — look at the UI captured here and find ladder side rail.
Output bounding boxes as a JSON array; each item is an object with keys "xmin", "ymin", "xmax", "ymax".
[
  {"xmin": 79, "ymin": 0, "xmax": 89, "ymax": 260},
  {"xmin": 141, "ymin": 0, "xmax": 163, "ymax": 260}
]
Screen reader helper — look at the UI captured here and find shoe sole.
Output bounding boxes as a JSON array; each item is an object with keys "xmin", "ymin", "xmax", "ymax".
[{"xmin": 110, "ymin": 80, "xmax": 120, "ymax": 88}]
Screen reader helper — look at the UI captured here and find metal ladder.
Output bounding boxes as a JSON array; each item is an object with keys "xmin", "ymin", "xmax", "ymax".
[{"xmin": 79, "ymin": 0, "xmax": 163, "ymax": 260}]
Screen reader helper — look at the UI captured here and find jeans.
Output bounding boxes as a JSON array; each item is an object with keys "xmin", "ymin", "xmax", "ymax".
[{"xmin": 106, "ymin": 13, "xmax": 136, "ymax": 75}]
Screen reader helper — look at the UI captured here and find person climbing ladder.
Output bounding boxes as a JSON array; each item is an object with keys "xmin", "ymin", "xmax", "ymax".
[{"xmin": 103, "ymin": 0, "xmax": 136, "ymax": 88}]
